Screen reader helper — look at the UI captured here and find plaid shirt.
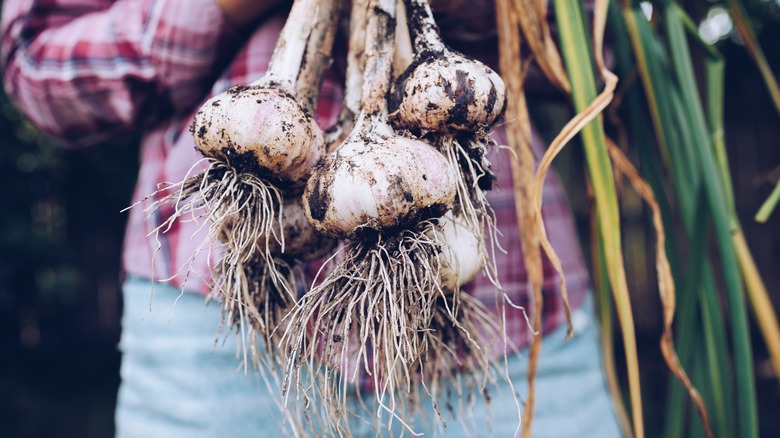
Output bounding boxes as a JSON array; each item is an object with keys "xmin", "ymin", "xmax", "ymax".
[{"xmin": 2, "ymin": 0, "xmax": 589, "ymax": 358}]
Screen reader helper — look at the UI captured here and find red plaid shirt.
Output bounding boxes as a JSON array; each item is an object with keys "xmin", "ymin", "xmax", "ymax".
[{"xmin": 2, "ymin": 0, "xmax": 589, "ymax": 357}]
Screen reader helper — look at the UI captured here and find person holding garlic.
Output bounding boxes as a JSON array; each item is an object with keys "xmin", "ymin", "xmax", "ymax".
[{"xmin": 1, "ymin": 0, "xmax": 620, "ymax": 436}]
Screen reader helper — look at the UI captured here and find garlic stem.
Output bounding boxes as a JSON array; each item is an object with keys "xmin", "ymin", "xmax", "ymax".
[
  {"xmin": 343, "ymin": 0, "xmax": 368, "ymax": 120},
  {"xmin": 403, "ymin": 0, "xmax": 446, "ymax": 55},
  {"xmin": 360, "ymin": 0, "xmax": 397, "ymax": 117},
  {"xmin": 326, "ymin": 0, "xmax": 367, "ymax": 148},
  {"xmin": 260, "ymin": 0, "xmax": 323, "ymax": 94},
  {"xmin": 294, "ymin": 0, "xmax": 342, "ymax": 113},
  {"xmin": 393, "ymin": 1, "xmax": 414, "ymax": 77}
]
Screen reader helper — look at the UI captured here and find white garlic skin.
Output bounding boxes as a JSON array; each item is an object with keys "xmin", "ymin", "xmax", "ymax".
[
  {"xmin": 389, "ymin": 54, "xmax": 507, "ymax": 133},
  {"xmin": 304, "ymin": 135, "xmax": 457, "ymax": 238},
  {"xmin": 192, "ymin": 86, "xmax": 324, "ymax": 186},
  {"xmin": 438, "ymin": 212, "xmax": 483, "ymax": 291},
  {"xmin": 269, "ymin": 196, "xmax": 336, "ymax": 261}
]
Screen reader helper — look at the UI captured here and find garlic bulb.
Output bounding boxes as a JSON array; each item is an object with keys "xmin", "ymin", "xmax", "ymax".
[
  {"xmin": 390, "ymin": 55, "xmax": 506, "ymax": 132},
  {"xmin": 135, "ymin": 0, "xmax": 343, "ymax": 380},
  {"xmin": 438, "ymin": 212, "xmax": 484, "ymax": 291},
  {"xmin": 269, "ymin": 195, "xmax": 336, "ymax": 261},
  {"xmin": 189, "ymin": 0, "xmax": 342, "ymax": 186},
  {"xmin": 304, "ymin": 118, "xmax": 456, "ymax": 237},
  {"xmin": 389, "ymin": 0, "xmax": 506, "ymax": 133},
  {"xmin": 193, "ymin": 87, "xmax": 324, "ymax": 186}
]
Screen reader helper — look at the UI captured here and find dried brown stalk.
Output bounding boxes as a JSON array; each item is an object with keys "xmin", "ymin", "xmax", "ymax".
[
  {"xmin": 606, "ymin": 139, "xmax": 713, "ymax": 438},
  {"xmin": 511, "ymin": 0, "xmax": 570, "ymax": 92},
  {"xmin": 495, "ymin": 0, "xmax": 546, "ymax": 436}
]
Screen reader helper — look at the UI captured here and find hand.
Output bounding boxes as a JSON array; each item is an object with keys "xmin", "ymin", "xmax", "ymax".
[{"xmin": 215, "ymin": 0, "xmax": 285, "ymax": 29}]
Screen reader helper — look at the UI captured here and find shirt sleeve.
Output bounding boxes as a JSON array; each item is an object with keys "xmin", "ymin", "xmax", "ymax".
[{"xmin": 1, "ymin": 0, "xmax": 245, "ymax": 146}]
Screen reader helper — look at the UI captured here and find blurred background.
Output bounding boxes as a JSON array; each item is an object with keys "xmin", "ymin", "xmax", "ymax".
[
  {"xmin": 1, "ymin": 0, "xmax": 780, "ymax": 437},
  {"xmin": 0, "ymin": 100, "xmax": 137, "ymax": 435}
]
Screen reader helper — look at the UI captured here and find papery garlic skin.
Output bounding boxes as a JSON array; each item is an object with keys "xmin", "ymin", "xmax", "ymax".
[
  {"xmin": 192, "ymin": 87, "xmax": 324, "ymax": 186},
  {"xmin": 304, "ymin": 134, "xmax": 457, "ymax": 238}
]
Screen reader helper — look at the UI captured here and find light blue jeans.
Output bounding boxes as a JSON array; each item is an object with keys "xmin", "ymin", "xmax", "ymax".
[{"xmin": 115, "ymin": 277, "xmax": 620, "ymax": 437}]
